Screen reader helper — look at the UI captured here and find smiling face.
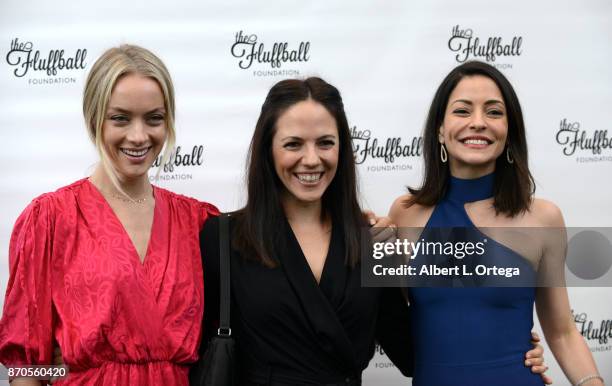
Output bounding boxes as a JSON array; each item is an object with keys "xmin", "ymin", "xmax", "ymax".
[
  {"xmin": 102, "ymin": 73, "xmax": 167, "ymax": 182},
  {"xmin": 439, "ymin": 75, "xmax": 508, "ymax": 178},
  {"xmin": 271, "ymin": 99, "xmax": 339, "ymax": 207}
]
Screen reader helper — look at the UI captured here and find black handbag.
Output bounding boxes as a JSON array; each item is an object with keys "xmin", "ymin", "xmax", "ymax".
[{"xmin": 190, "ymin": 214, "xmax": 237, "ymax": 385}]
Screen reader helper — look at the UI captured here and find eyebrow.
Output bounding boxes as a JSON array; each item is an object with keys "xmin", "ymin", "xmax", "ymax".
[
  {"xmin": 451, "ymin": 99, "xmax": 505, "ymax": 106},
  {"xmin": 107, "ymin": 107, "xmax": 166, "ymax": 114},
  {"xmin": 281, "ymin": 134, "xmax": 337, "ymax": 141}
]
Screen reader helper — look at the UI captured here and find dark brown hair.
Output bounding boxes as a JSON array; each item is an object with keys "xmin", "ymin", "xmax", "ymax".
[
  {"xmin": 407, "ymin": 61, "xmax": 535, "ymax": 216},
  {"xmin": 233, "ymin": 77, "xmax": 365, "ymax": 267}
]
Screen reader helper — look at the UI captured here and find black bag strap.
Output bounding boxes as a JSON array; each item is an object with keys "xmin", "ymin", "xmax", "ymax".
[{"xmin": 218, "ymin": 213, "xmax": 231, "ymax": 336}]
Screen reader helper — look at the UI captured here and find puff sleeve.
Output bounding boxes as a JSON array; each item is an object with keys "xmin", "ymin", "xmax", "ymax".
[{"xmin": 0, "ymin": 197, "xmax": 55, "ymax": 366}]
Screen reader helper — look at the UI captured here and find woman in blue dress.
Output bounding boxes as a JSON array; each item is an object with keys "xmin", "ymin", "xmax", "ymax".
[{"xmin": 388, "ymin": 61, "xmax": 603, "ymax": 386}]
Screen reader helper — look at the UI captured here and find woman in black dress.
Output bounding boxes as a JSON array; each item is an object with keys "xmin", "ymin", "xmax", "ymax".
[{"xmin": 197, "ymin": 77, "xmax": 411, "ymax": 385}]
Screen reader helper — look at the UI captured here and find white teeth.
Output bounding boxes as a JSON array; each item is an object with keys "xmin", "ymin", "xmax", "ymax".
[
  {"xmin": 463, "ymin": 139, "xmax": 489, "ymax": 145},
  {"xmin": 121, "ymin": 148, "xmax": 149, "ymax": 157},
  {"xmin": 297, "ymin": 173, "xmax": 321, "ymax": 182}
]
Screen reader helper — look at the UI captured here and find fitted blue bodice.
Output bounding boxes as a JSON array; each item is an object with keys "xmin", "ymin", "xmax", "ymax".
[{"xmin": 408, "ymin": 173, "xmax": 544, "ymax": 386}]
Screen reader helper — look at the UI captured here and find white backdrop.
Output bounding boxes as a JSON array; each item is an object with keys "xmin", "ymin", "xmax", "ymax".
[{"xmin": 0, "ymin": 0, "xmax": 610, "ymax": 385}]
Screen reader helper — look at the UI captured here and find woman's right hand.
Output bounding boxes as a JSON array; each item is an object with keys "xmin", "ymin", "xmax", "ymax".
[
  {"xmin": 364, "ymin": 210, "xmax": 397, "ymax": 244},
  {"xmin": 48, "ymin": 346, "xmax": 65, "ymax": 384},
  {"xmin": 8, "ymin": 379, "xmax": 42, "ymax": 385},
  {"xmin": 7, "ymin": 347, "xmax": 63, "ymax": 386}
]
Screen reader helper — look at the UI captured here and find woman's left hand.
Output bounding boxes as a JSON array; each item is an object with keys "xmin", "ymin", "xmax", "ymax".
[{"xmin": 526, "ymin": 332, "xmax": 553, "ymax": 384}]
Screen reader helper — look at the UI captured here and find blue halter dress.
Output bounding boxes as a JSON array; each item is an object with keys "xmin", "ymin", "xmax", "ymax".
[{"xmin": 408, "ymin": 173, "xmax": 544, "ymax": 386}]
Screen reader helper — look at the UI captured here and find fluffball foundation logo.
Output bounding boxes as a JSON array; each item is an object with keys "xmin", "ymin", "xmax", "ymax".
[
  {"xmin": 556, "ymin": 118, "xmax": 612, "ymax": 163},
  {"xmin": 448, "ymin": 25, "xmax": 522, "ymax": 68},
  {"xmin": 149, "ymin": 145, "xmax": 205, "ymax": 182},
  {"xmin": 230, "ymin": 30, "xmax": 310, "ymax": 77},
  {"xmin": 5, "ymin": 38, "xmax": 87, "ymax": 85},
  {"xmin": 350, "ymin": 126, "xmax": 422, "ymax": 172}
]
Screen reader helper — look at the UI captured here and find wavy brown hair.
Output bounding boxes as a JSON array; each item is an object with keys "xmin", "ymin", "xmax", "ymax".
[{"xmin": 406, "ymin": 61, "xmax": 535, "ymax": 216}]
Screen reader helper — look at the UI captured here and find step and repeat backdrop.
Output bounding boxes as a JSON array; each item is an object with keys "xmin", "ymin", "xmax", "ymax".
[{"xmin": 0, "ymin": 0, "xmax": 610, "ymax": 384}]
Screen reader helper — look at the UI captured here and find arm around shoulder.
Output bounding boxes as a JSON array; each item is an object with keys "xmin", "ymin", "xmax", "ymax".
[
  {"xmin": 388, "ymin": 194, "xmax": 413, "ymax": 225},
  {"xmin": 388, "ymin": 194, "xmax": 432, "ymax": 230}
]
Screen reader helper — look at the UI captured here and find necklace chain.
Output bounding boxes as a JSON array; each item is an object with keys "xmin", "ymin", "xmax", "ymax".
[
  {"xmin": 109, "ymin": 191, "xmax": 151, "ymax": 205},
  {"xmin": 111, "ymin": 193, "xmax": 147, "ymax": 204}
]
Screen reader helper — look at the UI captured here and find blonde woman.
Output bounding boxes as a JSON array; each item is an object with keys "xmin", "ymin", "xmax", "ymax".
[{"xmin": 0, "ymin": 45, "xmax": 218, "ymax": 385}]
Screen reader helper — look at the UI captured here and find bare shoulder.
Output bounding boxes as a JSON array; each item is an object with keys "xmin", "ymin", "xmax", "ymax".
[
  {"xmin": 529, "ymin": 198, "xmax": 565, "ymax": 227},
  {"xmin": 388, "ymin": 193, "xmax": 433, "ymax": 228},
  {"xmin": 388, "ymin": 194, "xmax": 414, "ymax": 221}
]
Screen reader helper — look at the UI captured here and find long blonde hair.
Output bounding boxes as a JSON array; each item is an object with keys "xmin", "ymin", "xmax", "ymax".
[{"xmin": 83, "ymin": 44, "xmax": 176, "ymax": 197}]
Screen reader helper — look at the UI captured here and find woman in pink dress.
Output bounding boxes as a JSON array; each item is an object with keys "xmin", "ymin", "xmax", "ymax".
[{"xmin": 0, "ymin": 45, "xmax": 217, "ymax": 385}]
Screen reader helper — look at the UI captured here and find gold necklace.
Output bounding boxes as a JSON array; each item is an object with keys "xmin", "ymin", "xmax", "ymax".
[
  {"xmin": 111, "ymin": 193, "xmax": 147, "ymax": 204},
  {"xmin": 109, "ymin": 189, "xmax": 152, "ymax": 205}
]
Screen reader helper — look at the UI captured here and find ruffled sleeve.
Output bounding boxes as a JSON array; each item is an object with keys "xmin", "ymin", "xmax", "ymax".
[{"xmin": 0, "ymin": 196, "xmax": 55, "ymax": 366}]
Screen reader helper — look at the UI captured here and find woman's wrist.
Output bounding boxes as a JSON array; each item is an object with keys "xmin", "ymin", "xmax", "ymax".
[{"xmin": 575, "ymin": 374, "xmax": 604, "ymax": 386}]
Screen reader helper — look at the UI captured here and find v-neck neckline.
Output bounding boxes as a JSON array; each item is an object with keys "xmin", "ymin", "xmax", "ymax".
[
  {"xmin": 275, "ymin": 217, "xmax": 358, "ymax": 372},
  {"xmin": 285, "ymin": 218, "xmax": 334, "ymax": 287},
  {"xmin": 86, "ymin": 178, "xmax": 158, "ymax": 267}
]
